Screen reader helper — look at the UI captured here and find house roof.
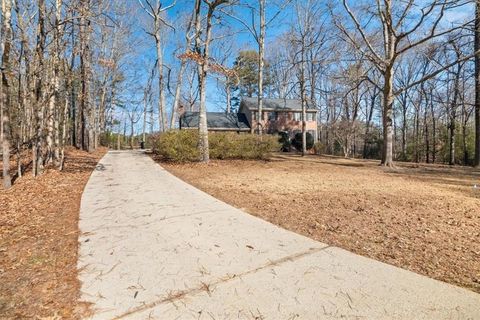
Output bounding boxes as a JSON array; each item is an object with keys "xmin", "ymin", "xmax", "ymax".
[
  {"xmin": 180, "ymin": 112, "xmax": 251, "ymax": 131},
  {"xmin": 240, "ymin": 97, "xmax": 316, "ymax": 111}
]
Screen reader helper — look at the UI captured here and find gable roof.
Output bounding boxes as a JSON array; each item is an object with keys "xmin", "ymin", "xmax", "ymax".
[
  {"xmin": 240, "ymin": 97, "xmax": 316, "ymax": 111},
  {"xmin": 180, "ymin": 112, "xmax": 251, "ymax": 131}
]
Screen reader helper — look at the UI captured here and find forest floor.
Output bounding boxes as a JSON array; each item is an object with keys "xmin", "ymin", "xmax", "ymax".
[
  {"xmin": 163, "ymin": 153, "xmax": 480, "ymax": 294},
  {"xmin": 0, "ymin": 147, "xmax": 106, "ymax": 319}
]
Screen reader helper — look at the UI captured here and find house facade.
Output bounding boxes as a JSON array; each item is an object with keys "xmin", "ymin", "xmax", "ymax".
[
  {"xmin": 179, "ymin": 97, "xmax": 318, "ymax": 140},
  {"xmin": 239, "ymin": 97, "xmax": 318, "ymax": 139}
]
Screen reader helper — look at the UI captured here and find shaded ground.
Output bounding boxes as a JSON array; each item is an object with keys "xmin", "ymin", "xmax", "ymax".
[
  {"xmin": 162, "ymin": 154, "xmax": 480, "ymax": 293},
  {"xmin": 0, "ymin": 147, "xmax": 106, "ymax": 319}
]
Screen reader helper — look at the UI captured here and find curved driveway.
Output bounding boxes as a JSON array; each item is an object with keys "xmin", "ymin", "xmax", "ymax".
[{"xmin": 78, "ymin": 150, "xmax": 480, "ymax": 319}]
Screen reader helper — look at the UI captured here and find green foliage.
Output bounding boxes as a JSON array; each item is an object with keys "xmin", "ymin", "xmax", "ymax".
[
  {"xmin": 291, "ymin": 132, "xmax": 314, "ymax": 151},
  {"xmin": 232, "ymin": 50, "xmax": 272, "ymax": 98},
  {"xmin": 151, "ymin": 130, "xmax": 201, "ymax": 162},
  {"xmin": 151, "ymin": 130, "xmax": 280, "ymax": 162}
]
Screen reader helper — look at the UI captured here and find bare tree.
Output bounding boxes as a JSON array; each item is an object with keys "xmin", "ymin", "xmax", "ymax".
[
  {"xmin": 337, "ymin": 0, "xmax": 474, "ymax": 166},
  {"xmin": 222, "ymin": 0, "xmax": 291, "ymax": 134},
  {"xmin": 137, "ymin": 0, "xmax": 176, "ymax": 132},
  {"xmin": 192, "ymin": 0, "xmax": 230, "ymax": 162}
]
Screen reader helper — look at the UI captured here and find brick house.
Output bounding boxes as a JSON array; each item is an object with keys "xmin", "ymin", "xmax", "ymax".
[
  {"xmin": 239, "ymin": 97, "xmax": 318, "ymax": 140},
  {"xmin": 179, "ymin": 97, "xmax": 318, "ymax": 140}
]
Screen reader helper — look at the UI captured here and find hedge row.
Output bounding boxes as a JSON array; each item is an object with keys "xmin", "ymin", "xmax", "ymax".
[{"xmin": 150, "ymin": 130, "xmax": 280, "ymax": 162}]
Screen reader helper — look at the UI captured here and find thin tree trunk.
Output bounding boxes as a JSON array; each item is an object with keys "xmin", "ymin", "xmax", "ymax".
[
  {"xmin": 449, "ymin": 68, "xmax": 460, "ymax": 165},
  {"xmin": 424, "ymin": 101, "xmax": 430, "ymax": 163},
  {"xmin": 257, "ymin": 0, "xmax": 265, "ymax": 135},
  {"xmin": 401, "ymin": 95, "xmax": 407, "ymax": 158},
  {"xmin": 300, "ymin": 46, "xmax": 307, "ymax": 156},
  {"xmin": 226, "ymin": 78, "xmax": 231, "ymax": 113},
  {"xmin": 70, "ymin": 22, "xmax": 77, "ymax": 147},
  {"xmin": 363, "ymin": 90, "xmax": 376, "ymax": 159},
  {"xmin": 430, "ymin": 94, "xmax": 436, "ymax": 163},
  {"xmin": 142, "ymin": 92, "xmax": 148, "ymax": 143},
  {"xmin": 475, "ymin": 0, "xmax": 480, "ymax": 167},
  {"xmin": 463, "ymin": 115, "xmax": 468, "ymax": 165},
  {"xmin": 170, "ymin": 60, "xmax": 186, "ymax": 128},
  {"xmin": 59, "ymin": 97, "xmax": 69, "ymax": 170},
  {"xmin": 155, "ymin": 26, "xmax": 167, "ymax": 132}
]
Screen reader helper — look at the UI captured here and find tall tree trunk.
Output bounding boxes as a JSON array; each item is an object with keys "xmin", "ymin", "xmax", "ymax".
[
  {"xmin": 69, "ymin": 23, "xmax": 77, "ymax": 147},
  {"xmin": 475, "ymin": 0, "xmax": 480, "ymax": 167},
  {"xmin": 382, "ymin": 65, "xmax": 395, "ymax": 167},
  {"xmin": 463, "ymin": 115, "xmax": 468, "ymax": 165},
  {"xmin": 424, "ymin": 101, "xmax": 430, "ymax": 163},
  {"xmin": 59, "ymin": 69, "xmax": 69, "ymax": 171},
  {"xmin": 194, "ymin": 0, "xmax": 209, "ymax": 162},
  {"xmin": 257, "ymin": 0, "xmax": 265, "ymax": 135},
  {"xmin": 363, "ymin": 89, "xmax": 376, "ymax": 159},
  {"xmin": 46, "ymin": 0, "xmax": 63, "ymax": 164},
  {"xmin": 300, "ymin": 46, "xmax": 307, "ymax": 156},
  {"xmin": 400, "ymin": 95, "xmax": 407, "ymax": 158},
  {"xmin": 155, "ymin": 25, "xmax": 167, "ymax": 132},
  {"xmin": 1, "ymin": 0, "xmax": 13, "ymax": 189},
  {"xmin": 143, "ymin": 92, "xmax": 148, "ymax": 143},
  {"xmin": 226, "ymin": 77, "xmax": 231, "ymax": 113},
  {"xmin": 170, "ymin": 60, "xmax": 186, "ymax": 128},
  {"xmin": 449, "ymin": 67, "xmax": 460, "ymax": 165},
  {"xmin": 34, "ymin": 0, "xmax": 47, "ymax": 176},
  {"xmin": 430, "ymin": 94, "xmax": 436, "ymax": 163},
  {"xmin": 79, "ymin": 7, "xmax": 87, "ymax": 150}
]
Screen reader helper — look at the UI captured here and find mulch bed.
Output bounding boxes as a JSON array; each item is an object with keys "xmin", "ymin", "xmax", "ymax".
[{"xmin": 0, "ymin": 147, "xmax": 106, "ymax": 319}]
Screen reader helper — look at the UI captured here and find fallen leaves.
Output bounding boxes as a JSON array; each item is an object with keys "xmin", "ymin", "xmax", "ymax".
[{"xmin": 0, "ymin": 147, "xmax": 106, "ymax": 319}]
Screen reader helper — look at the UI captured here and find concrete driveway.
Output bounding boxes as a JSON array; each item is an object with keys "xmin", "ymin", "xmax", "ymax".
[{"xmin": 78, "ymin": 150, "xmax": 480, "ymax": 319}]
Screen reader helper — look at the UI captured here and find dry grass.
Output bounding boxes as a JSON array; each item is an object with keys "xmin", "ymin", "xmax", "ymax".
[
  {"xmin": 163, "ymin": 153, "xmax": 480, "ymax": 293},
  {"xmin": 0, "ymin": 147, "xmax": 106, "ymax": 319}
]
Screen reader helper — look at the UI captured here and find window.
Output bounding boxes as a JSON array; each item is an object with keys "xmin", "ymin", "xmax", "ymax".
[
  {"xmin": 293, "ymin": 112, "xmax": 301, "ymax": 121},
  {"xmin": 307, "ymin": 113, "xmax": 316, "ymax": 121},
  {"xmin": 252, "ymin": 111, "xmax": 259, "ymax": 121},
  {"xmin": 268, "ymin": 112, "xmax": 276, "ymax": 121}
]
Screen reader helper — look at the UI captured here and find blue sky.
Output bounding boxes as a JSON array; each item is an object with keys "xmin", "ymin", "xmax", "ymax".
[
  {"xmin": 121, "ymin": 0, "xmax": 475, "ymax": 133},
  {"xmin": 128, "ymin": 0, "xmax": 293, "ymax": 126}
]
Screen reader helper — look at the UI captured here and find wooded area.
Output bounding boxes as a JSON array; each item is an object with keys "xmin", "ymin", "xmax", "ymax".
[{"xmin": 1, "ymin": 0, "xmax": 480, "ymax": 189}]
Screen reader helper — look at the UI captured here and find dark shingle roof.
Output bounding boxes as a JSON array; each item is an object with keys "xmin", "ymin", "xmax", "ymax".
[
  {"xmin": 241, "ymin": 97, "xmax": 316, "ymax": 111},
  {"xmin": 180, "ymin": 112, "xmax": 251, "ymax": 130}
]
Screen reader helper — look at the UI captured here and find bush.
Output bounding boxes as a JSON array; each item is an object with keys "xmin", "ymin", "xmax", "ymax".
[
  {"xmin": 151, "ymin": 130, "xmax": 200, "ymax": 162},
  {"xmin": 278, "ymin": 131, "xmax": 291, "ymax": 152},
  {"xmin": 313, "ymin": 142, "xmax": 326, "ymax": 155},
  {"xmin": 151, "ymin": 130, "xmax": 280, "ymax": 162},
  {"xmin": 291, "ymin": 132, "xmax": 314, "ymax": 151}
]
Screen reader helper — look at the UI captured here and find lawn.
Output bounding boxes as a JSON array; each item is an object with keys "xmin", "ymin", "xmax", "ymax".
[{"xmin": 163, "ymin": 154, "xmax": 480, "ymax": 293}]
